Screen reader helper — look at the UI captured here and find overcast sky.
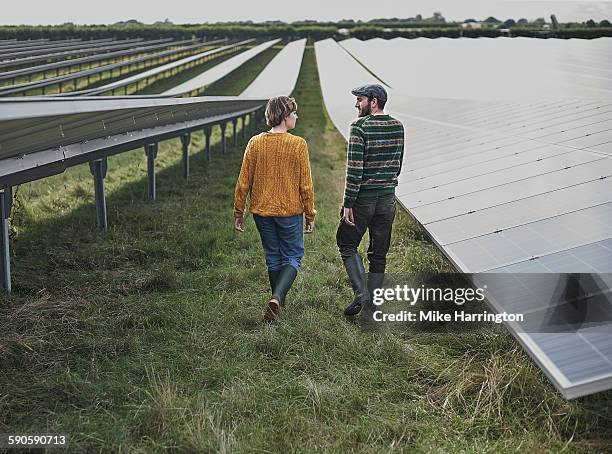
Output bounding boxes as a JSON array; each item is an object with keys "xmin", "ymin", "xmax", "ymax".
[{"xmin": 2, "ymin": 0, "xmax": 611, "ymax": 25}]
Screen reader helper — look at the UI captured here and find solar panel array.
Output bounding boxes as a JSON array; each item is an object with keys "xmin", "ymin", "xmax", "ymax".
[
  {"xmin": 315, "ymin": 37, "xmax": 612, "ymax": 398},
  {"xmin": 0, "ymin": 39, "xmax": 225, "ymax": 96},
  {"xmin": 0, "ymin": 38, "xmax": 306, "ymax": 295},
  {"xmin": 0, "ymin": 38, "xmax": 128, "ymax": 60},
  {"xmin": 0, "ymin": 38, "xmax": 201, "ymax": 84},
  {"xmin": 0, "ymin": 39, "xmax": 175, "ymax": 71}
]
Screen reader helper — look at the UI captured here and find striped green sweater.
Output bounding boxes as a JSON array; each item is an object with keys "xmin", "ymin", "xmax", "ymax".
[{"xmin": 343, "ymin": 114, "xmax": 405, "ymax": 208}]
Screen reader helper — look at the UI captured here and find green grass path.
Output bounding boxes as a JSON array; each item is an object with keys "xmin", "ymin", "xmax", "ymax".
[{"xmin": 0, "ymin": 47, "xmax": 611, "ymax": 452}]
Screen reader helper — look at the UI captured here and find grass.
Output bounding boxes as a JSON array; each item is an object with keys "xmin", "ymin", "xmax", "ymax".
[{"xmin": 1, "ymin": 46, "xmax": 611, "ymax": 452}]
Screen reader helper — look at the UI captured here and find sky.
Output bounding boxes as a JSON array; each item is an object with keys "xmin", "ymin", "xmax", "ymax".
[{"xmin": 1, "ymin": 0, "xmax": 611, "ymax": 25}]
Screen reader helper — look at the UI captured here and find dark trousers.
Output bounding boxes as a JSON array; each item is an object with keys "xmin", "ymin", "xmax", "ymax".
[{"xmin": 336, "ymin": 193, "xmax": 396, "ymax": 274}]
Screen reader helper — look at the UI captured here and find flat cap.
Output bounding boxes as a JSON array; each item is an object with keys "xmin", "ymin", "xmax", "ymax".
[{"xmin": 351, "ymin": 84, "xmax": 388, "ymax": 104}]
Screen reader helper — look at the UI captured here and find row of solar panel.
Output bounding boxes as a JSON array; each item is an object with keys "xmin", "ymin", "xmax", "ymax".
[
  {"xmin": 314, "ymin": 37, "xmax": 612, "ymax": 398},
  {"xmin": 0, "ymin": 39, "xmax": 232, "ymax": 96},
  {"xmin": 0, "ymin": 38, "xmax": 177, "ymax": 71},
  {"xmin": 0, "ymin": 38, "xmax": 191, "ymax": 82}
]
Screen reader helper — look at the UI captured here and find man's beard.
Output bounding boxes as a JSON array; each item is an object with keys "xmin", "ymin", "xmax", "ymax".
[{"xmin": 358, "ymin": 104, "xmax": 372, "ymax": 117}]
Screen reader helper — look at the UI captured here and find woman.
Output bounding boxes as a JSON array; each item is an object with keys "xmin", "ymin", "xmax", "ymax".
[{"xmin": 234, "ymin": 96, "xmax": 316, "ymax": 322}]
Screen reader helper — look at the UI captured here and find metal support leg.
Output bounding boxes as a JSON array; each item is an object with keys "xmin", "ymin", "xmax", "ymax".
[
  {"xmin": 0, "ymin": 187, "xmax": 13, "ymax": 294},
  {"xmin": 145, "ymin": 143, "xmax": 158, "ymax": 200},
  {"xmin": 232, "ymin": 118, "xmax": 238, "ymax": 147},
  {"xmin": 180, "ymin": 133, "xmax": 191, "ymax": 179},
  {"xmin": 241, "ymin": 115, "xmax": 246, "ymax": 141},
  {"xmin": 204, "ymin": 128, "xmax": 211, "ymax": 161},
  {"xmin": 88, "ymin": 158, "xmax": 108, "ymax": 230},
  {"xmin": 220, "ymin": 123, "xmax": 227, "ymax": 154},
  {"xmin": 250, "ymin": 112, "xmax": 255, "ymax": 132}
]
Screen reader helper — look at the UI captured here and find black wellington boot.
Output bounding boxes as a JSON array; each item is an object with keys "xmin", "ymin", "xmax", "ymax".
[
  {"xmin": 342, "ymin": 255, "xmax": 370, "ymax": 316},
  {"xmin": 264, "ymin": 265, "xmax": 298, "ymax": 322},
  {"xmin": 363, "ymin": 272, "xmax": 385, "ymax": 316}
]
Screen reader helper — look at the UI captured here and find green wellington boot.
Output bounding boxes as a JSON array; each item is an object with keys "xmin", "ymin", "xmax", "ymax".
[
  {"xmin": 264, "ymin": 265, "xmax": 298, "ymax": 322},
  {"xmin": 268, "ymin": 269, "xmax": 280, "ymax": 293}
]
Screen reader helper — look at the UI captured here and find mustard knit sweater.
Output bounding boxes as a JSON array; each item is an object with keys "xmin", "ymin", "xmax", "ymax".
[{"xmin": 234, "ymin": 132, "xmax": 317, "ymax": 222}]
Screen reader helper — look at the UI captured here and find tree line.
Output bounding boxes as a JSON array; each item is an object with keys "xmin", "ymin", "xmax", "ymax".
[{"xmin": 0, "ymin": 23, "xmax": 610, "ymax": 41}]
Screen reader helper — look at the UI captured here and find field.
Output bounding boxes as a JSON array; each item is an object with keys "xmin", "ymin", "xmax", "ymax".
[{"xmin": 1, "ymin": 46, "xmax": 611, "ymax": 452}]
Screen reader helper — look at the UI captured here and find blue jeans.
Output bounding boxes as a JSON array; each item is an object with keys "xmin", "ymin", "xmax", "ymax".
[{"xmin": 253, "ymin": 214, "xmax": 304, "ymax": 271}]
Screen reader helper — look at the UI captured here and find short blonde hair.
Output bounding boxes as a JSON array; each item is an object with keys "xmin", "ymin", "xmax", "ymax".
[{"xmin": 265, "ymin": 96, "xmax": 297, "ymax": 127}]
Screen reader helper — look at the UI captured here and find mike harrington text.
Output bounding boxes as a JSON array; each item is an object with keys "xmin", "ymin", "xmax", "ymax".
[{"xmin": 372, "ymin": 310, "xmax": 524, "ymax": 324}]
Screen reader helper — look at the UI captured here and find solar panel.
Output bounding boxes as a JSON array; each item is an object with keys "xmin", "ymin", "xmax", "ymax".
[
  {"xmin": 446, "ymin": 203, "xmax": 612, "ymax": 272},
  {"xmin": 340, "ymin": 37, "xmax": 612, "ymax": 99},
  {"xmin": 493, "ymin": 239, "xmax": 612, "ymax": 273},
  {"xmin": 315, "ymin": 37, "xmax": 612, "ymax": 398},
  {"xmin": 162, "ymin": 39, "xmax": 280, "ymax": 97},
  {"xmin": 0, "ymin": 96, "xmax": 256, "ymax": 156},
  {"xmin": 400, "ymin": 152, "xmax": 606, "ymax": 208},
  {"xmin": 240, "ymin": 39, "xmax": 306, "ymax": 99},
  {"xmin": 427, "ymin": 177, "xmax": 612, "ymax": 244}
]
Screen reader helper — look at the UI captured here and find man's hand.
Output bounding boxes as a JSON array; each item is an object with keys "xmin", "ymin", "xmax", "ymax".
[
  {"xmin": 234, "ymin": 216, "xmax": 245, "ymax": 232},
  {"xmin": 343, "ymin": 207, "xmax": 355, "ymax": 226},
  {"xmin": 305, "ymin": 220, "xmax": 315, "ymax": 234}
]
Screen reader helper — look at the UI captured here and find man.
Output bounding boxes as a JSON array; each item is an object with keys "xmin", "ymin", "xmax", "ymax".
[{"xmin": 337, "ymin": 84, "xmax": 405, "ymax": 316}]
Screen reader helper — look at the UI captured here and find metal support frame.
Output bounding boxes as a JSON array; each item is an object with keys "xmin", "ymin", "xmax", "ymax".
[
  {"xmin": 180, "ymin": 133, "xmax": 191, "ymax": 179},
  {"xmin": 220, "ymin": 123, "xmax": 227, "ymax": 154},
  {"xmin": 232, "ymin": 118, "xmax": 238, "ymax": 147},
  {"xmin": 1, "ymin": 187, "xmax": 13, "ymax": 294},
  {"xmin": 88, "ymin": 158, "xmax": 108, "ymax": 230},
  {"xmin": 204, "ymin": 128, "xmax": 212, "ymax": 161},
  {"xmin": 144, "ymin": 143, "xmax": 158, "ymax": 200},
  {"xmin": 241, "ymin": 115, "xmax": 247, "ymax": 141}
]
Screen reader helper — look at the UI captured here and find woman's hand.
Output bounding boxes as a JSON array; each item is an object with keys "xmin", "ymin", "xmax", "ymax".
[
  {"xmin": 305, "ymin": 220, "xmax": 315, "ymax": 234},
  {"xmin": 234, "ymin": 216, "xmax": 245, "ymax": 232}
]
